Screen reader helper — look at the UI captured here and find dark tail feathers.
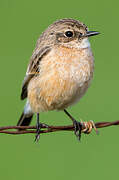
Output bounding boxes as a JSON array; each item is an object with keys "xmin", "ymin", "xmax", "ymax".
[{"xmin": 17, "ymin": 112, "xmax": 33, "ymax": 130}]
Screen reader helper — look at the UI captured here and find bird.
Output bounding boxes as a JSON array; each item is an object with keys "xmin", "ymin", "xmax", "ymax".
[{"xmin": 17, "ymin": 18, "xmax": 99, "ymax": 141}]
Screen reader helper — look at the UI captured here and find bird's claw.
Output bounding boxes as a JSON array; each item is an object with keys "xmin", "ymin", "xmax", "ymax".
[
  {"xmin": 34, "ymin": 123, "xmax": 50, "ymax": 142},
  {"xmin": 34, "ymin": 123, "xmax": 42, "ymax": 142},
  {"xmin": 73, "ymin": 120, "xmax": 82, "ymax": 141}
]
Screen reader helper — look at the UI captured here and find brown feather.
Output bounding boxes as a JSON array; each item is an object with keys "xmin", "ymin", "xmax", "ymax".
[{"xmin": 21, "ymin": 46, "xmax": 51, "ymax": 100}]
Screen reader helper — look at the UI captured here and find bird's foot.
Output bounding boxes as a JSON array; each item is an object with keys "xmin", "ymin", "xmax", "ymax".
[
  {"xmin": 73, "ymin": 120, "xmax": 82, "ymax": 141},
  {"xmin": 40, "ymin": 123, "xmax": 49, "ymax": 129},
  {"xmin": 73, "ymin": 120, "xmax": 98, "ymax": 140},
  {"xmin": 34, "ymin": 123, "xmax": 49, "ymax": 142},
  {"xmin": 35, "ymin": 122, "xmax": 42, "ymax": 142}
]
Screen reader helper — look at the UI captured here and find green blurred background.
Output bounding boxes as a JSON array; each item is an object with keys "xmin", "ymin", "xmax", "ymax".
[{"xmin": 0, "ymin": 0, "xmax": 119, "ymax": 179}]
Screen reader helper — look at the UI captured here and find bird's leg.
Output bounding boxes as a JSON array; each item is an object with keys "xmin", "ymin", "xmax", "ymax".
[
  {"xmin": 64, "ymin": 109, "xmax": 82, "ymax": 141},
  {"xmin": 35, "ymin": 113, "xmax": 49, "ymax": 142},
  {"xmin": 35, "ymin": 113, "xmax": 41, "ymax": 142}
]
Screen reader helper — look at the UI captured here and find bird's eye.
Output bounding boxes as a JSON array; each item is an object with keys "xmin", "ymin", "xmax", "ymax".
[{"xmin": 65, "ymin": 31, "xmax": 73, "ymax": 38}]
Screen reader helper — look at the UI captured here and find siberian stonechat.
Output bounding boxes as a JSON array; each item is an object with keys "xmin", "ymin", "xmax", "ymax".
[{"xmin": 17, "ymin": 18, "xmax": 99, "ymax": 141}]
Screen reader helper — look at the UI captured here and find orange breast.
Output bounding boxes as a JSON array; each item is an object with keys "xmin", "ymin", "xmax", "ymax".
[{"xmin": 28, "ymin": 46, "xmax": 94, "ymax": 112}]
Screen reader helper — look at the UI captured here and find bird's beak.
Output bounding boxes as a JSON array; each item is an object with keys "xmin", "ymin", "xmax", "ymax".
[{"xmin": 86, "ymin": 31, "xmax": 100, "ymax": 37}]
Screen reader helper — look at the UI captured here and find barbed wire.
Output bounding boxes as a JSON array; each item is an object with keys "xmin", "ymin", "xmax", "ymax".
[{"xmin": 0, "ymin": 120, "xmax": 118, "ymax": 137}]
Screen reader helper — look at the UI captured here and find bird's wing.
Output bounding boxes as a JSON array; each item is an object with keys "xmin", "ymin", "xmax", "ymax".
[{"xmin": 21, "ymin": 46, "xmax": 51, "ymax": 100}]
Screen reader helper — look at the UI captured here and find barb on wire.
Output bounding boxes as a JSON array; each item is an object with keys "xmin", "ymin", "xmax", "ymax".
[{"xmin": 0, "ymin": 120, "xmax": 118, "ymax": 135}]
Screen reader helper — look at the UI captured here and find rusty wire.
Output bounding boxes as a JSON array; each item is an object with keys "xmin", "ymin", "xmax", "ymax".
[{"xmin": 0, "ymin": 120, "xmax": 118, "ymax": 136}]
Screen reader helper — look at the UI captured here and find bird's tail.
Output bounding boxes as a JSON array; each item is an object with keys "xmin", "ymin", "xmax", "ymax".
[
  {"xmin": 17, "ymin": 112, "xmax": 33, "ymax": 127},
  {"xmin": 17, "ymin": 101, "xmax": 34, "ymax": 130}
]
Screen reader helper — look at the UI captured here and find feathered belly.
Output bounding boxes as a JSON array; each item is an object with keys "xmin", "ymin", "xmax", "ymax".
[{"xmin": 28, "ymin": 56, "xmax": 93, "ymax": 112}]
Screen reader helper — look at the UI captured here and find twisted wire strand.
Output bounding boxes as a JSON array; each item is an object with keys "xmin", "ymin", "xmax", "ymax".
[{"xmin": 0, "ymin": 120, "xmax": 118, "ymax": 135}]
